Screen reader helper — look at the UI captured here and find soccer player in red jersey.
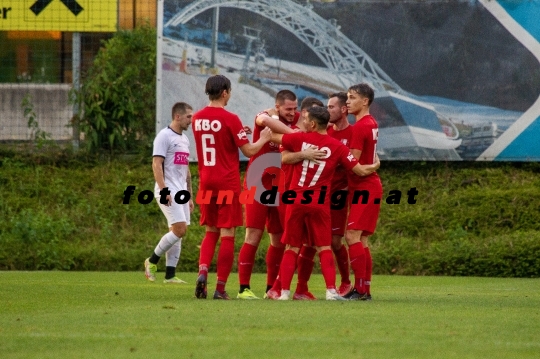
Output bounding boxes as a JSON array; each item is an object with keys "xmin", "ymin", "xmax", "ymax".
[
  {"xmin": 291, "ymin": 93, "xmax": 356, "ymax": 300},
  {"xmin": 192, "ymin": 75, "xmax": 271, "ymax": 300},
  {"xmin": 326, "ymin": 92, "xmax": 355, "ymax": 296},
  {"xmin": 267, "ymin": 106, "xmax": 379, "ymax": 300},
  {"xmin": 343, "ymin": 83, "xmax": 383, "ymax": 301},
  {"xmin": 237, "ymin": 92, "xmax": 325, "ymax": 299},
  {"xmin": 285, "ymin": 97, "xmax": 328, "ymax": 300}
]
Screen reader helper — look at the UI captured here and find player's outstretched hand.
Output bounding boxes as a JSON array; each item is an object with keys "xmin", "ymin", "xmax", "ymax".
[
  {"xmin": 303, "ymin": 145, "xmax": 326, "ymax": 163},
  {"xmin": 243, "ymin": 125, "xmax": 253, "ymax": 135}
]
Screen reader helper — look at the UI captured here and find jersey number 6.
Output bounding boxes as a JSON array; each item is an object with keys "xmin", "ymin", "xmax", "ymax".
[{"xmin": 201, "ymin": 134, "xmax": 216, "ymax": 166}]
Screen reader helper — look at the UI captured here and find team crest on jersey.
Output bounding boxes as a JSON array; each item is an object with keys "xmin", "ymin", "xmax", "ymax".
[
  {"xmin": 372, "ymin": 128, "xmax": 379, "ymax": 140},
  {"xmin": 237, "ymin": 129, "xmax": 248, "ymax": 140},
  {"xmin": 347, "ymin": 153, "xmax": 355, "ymax": 162},
  {"xmin": 174, "ymin": 152, "xmax": 189, "ymax": 165}
]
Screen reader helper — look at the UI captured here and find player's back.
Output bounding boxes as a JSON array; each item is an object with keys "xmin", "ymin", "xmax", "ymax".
[
  {"xmin": 192, "ymin": 106, "xmax": 249, "ymax": 194},
  {"xmin": 282, "ymin": 131, "xmax": 356, "ymax": 206}
]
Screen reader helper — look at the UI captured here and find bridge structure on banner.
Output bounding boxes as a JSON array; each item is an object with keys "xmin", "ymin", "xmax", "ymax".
[
  {"xmin": 164, "ymin": 0, "xmax": 463, "ymax": 160},
  {"xmin": 164, "ymin": 0, "xmax": 402, "ymax": 93}
]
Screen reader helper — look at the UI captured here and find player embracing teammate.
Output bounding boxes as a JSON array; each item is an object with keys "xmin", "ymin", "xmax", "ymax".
[
  {"xmin": 266, "ymin": 105, "xmax": 379, "ymax": 300},
  {"xmin": 191, "ymin": 75, "xmax": 271, "ymax": 300},
  {"xmin": 189, "ymin": 75, "xmax": 381, "ymax": 301},
  {"xmin": 343, "ymin": 83, "xmax": 382, "ymax": 300}
]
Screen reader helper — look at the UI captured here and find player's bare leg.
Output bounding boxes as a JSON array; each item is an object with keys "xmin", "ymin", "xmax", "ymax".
[{"xmin": 331, "ymin": 235, "xmax": 352, "ymax": 296}]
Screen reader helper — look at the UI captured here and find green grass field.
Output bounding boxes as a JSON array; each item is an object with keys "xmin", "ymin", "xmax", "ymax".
[{"xmin": 1, "ymin": 272, "xmax": 539, "ymax": 359}]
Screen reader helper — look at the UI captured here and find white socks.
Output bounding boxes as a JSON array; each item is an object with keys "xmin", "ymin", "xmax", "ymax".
[{"xmin": 154, "ymin": 231, "xmax": 182, "ymax": 261}]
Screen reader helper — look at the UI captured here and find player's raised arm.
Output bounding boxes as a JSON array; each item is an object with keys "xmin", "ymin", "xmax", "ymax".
[
  {"xmin": 256, "ymin": 111, "xmax": 296, "ymax": 134},
  {"xmin": 239, "ymin": 127, "xmax": 272, "ymax": 158}
]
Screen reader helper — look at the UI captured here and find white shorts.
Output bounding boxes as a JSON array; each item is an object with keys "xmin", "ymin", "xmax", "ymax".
[{"xmin": 154, "ymin": 187, "xmax": 191, "ymax": 227}]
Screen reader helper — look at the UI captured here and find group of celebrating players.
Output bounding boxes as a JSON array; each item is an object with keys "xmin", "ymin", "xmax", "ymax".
[{"xmin": 144, "ymin": 74, "xmax": 382, "ymax": 301}]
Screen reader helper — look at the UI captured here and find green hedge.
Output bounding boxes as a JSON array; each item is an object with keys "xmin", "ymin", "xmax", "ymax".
[{"xmin": 1, "ymin": 153, "xmax": 539, "ymax": 277}]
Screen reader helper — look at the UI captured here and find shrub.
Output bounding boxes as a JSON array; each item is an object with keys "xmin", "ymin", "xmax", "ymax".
[{"xmin": 75, "ymin": 25, "xmax": 156, "ymax": 153}]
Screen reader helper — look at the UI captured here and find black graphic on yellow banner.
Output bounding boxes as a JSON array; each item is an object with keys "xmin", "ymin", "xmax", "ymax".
[
  {"xmin": 0, "ymin": 0, "xmax": 116, "ymax": 32},
  {"xmin": 30, "ymin": 0, "xmax": 84, "ymax": 17}
]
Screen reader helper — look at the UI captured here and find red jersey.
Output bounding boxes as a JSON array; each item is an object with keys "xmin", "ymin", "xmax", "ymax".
[
  {"xmin": 245, "ymin": 111, "xmax": 300, "ymax": 191},
  {"xmin": 192, "ymin": 106, "xmax": 249, "ymax": 194},
  {"xmin": 281, "ymin": 131, "xmax": 358, "ymax": 207},
  {"xmin": 327, "ymin": 125, "xmax": 354, "ymax": 191},
  {"xmin": 347, "ymin": 114, "xmax": 381, "ymax": 189},
  {"xmin": 279, "ymin": 123, "xmax": 300, "ymax": 191}
]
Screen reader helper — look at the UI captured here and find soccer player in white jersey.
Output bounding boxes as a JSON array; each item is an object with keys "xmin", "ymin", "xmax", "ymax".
[{"xmin": 144, "ymin": 102, "xmax": 194, "ymax": 284}]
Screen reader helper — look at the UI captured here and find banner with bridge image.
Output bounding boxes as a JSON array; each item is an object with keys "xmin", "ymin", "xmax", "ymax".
[{"xmin": 156, "ymin": 0, "xmax": 540, "ymax": 161}]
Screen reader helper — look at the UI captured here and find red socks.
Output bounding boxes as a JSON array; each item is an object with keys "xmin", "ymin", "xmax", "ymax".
[
  {"xmin": 319, "ymin": 249, "xmax": 337, "ymax": 290},
  {"xmin": 266, "ymin": 244, "xmax": 285, "ymax": 287},
  {"xmin": 333, "ymin": 244, "xmax": 350, "ymax": 285},
  {"xmin": 365, "ymin": 246, "xmax": 372, "ymax": 295},
  {"xmin": 348, "ymin": 242, "xmax": 366, "ymax": 293},
  {"xmin": 278, "ymin": 249, "xmax": 298, "ymax": 291},
  {"xmin": 216, "ymin": 236, "xmax": 235, "ymax": 292},
  {"xmin": 198, "ymin": 231, "xmax": 220, "ymax": 275},
  {"xmin": 296, "ymin": 246, "xmax": 316, "ymax": 293},
  {"xmin": 238, "ymin": 243, "xmax": 258, "ymax": 286}
]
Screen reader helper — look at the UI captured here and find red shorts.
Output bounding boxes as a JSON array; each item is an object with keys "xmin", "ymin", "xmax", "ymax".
[
  {"xmin": 245, "ymin": 200, "xmax": 284, "ymax": 233},
  {"xmin": 331, "ymin": 205, "xmax": 348, "ymax": 237},
  {"xmin": 282, "ymin": 204, "xmax": 331, "ymax": 248},
  {"xmin": 346, "ymin": 189, "xmax": 382, "ymax": 235},
  {"xmin": 199, "ymin": 195, "xmax": 243, "ymax": 229}
]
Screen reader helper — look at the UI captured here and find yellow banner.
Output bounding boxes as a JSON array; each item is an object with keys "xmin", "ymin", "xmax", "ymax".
[{"xmin": 0, "ymin": 0, "xmax": 117, "ymax": 32}]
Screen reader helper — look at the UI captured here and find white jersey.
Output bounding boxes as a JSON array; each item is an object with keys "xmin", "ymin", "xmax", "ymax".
[{"xmin": 152, "ymin": 126, "xmax": 190, "ymax": 194}]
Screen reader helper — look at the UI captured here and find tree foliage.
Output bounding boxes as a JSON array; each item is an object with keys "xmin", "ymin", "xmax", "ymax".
[{"xmin": 76, "ymin": 25, "xmax": 156, "ymax": 152}]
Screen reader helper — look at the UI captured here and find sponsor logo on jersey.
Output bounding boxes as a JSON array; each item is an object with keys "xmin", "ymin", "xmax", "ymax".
[
  {"xmin": 174, "ymin": 152, "xmax": 189, "ymax": 165},
  {"xmin": 194, "ymin": 119, "xmax": 222, "ymax": 132}
]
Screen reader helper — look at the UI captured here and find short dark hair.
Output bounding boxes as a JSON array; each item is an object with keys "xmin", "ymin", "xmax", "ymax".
[
  {"xmin": 306, "ymin": 106, "xmax": 330, "ymax": 129},
  {"xmin": 205, "ymin": 75, "xmax": 231, "ymax": 101},
  {"xmin": 328, "ymin": 92, "xmax": 348, "ymax": 108},
  {"xmin": 275, "ymin": 89, "xmax": 297, "ymax": 104},
  {"xmin": 348, "ymin": 83, "xmax": 374, "ymax": 106},
  {"xmin": 300, "ymin": 97, "xmax": 324, "ymax": 110},
  {"xmin": 171, "ymin": 102, "xmax": 192, "ymax": 118}
]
